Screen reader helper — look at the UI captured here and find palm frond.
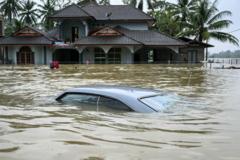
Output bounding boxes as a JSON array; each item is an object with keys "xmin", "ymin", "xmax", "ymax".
[
  {"xmin": 210, "ymin": 31, "xmax": 239, "ymax": 46},
  {"xmin": 208, "ymin": 20, "xmax": 232, "ymax": 30},
  {"xmin": 207, "ymin": 10, "xmax": 232, "ymax": 25}
]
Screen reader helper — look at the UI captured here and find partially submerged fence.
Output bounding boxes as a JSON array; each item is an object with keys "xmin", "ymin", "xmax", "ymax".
[{"xmin": 208, "ymin": 58, "xmax": 240, "ymax": 65}]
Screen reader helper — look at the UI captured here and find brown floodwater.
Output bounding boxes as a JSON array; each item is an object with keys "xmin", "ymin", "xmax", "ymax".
[{"xmin": 0, "ymin": 64, "xmax": 240, "ymax": 160}]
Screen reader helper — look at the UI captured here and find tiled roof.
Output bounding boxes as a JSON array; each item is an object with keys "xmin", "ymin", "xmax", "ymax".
[
  {"xmin": 49, "ymin": 4, "xmax": 91, "ymax": 19},
  {"xmin": 0, "ymin": 26, "xmax": 54, "ymax": 45},
  {"xmin": 115, "ymin": 27, "xmax": 186, "ymax": 46},
  {"xmin": 179, "ymin": 37, "xmax": 214, "ymax": 47},
  {"xmin": 75, "ymin": 26, "xmax": 186, "ymax": 46},
  {"xmin": 75, "ymin": 35, "xmax": 141, "ymax": 45},
  {"xmin": 82, "ymin": 3, "xmax": 153, "ymax": 21},
  {"xmin": 49, "ymin": 3, "xmax": 153, "ymax": 21},
  {"xmin": 0, "ymin": 36, "xmax": 53, "ymax": 45}
]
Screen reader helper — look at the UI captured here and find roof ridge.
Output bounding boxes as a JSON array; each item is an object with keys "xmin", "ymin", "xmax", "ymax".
[
  {"xmin": 74, "ymin": 3, "xmax": 93, "ymax": 17},
  {"xmin": 49, "ymin": 3, "xmax": 92, "ymax": 18}
]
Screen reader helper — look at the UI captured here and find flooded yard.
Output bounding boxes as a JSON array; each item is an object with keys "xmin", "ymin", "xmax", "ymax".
[{"xmin": 0, "ymin": 64, "xmax": 240, "ymax": 160}]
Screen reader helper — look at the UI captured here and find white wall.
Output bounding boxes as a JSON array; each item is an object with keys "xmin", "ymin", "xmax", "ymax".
[{"xmin": 6, "ymin": 45, "xmax": 53, "ymax": 65}]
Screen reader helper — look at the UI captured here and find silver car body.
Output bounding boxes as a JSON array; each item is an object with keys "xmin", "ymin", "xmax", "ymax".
[{"xmin": 56, "ymin": 86, "xmax": 171, "ymax": 113}]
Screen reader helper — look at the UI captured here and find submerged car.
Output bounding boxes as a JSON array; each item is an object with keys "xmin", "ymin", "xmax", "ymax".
[{"xmin": 56, "ymin": 86, "xmax": 175, "ymax": 113}]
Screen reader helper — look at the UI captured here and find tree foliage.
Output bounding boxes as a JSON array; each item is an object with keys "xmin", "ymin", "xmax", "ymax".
[
  {"xmin": 0, "ymin": 0, "xmax": 22, "ymax": 23},
  {"xmin": 123, "ymin": 0, "xmax": 161, "ymax": 11},
  {"xmin": 98, "ymin": 0, "xmax": 110, "ymax": 5},
  {"xmin": 38, "ymin": 0, "xmax": 56, "ymax": 31},
  {"xmin": 152, "ymin": 0, "xmax": 239, "ymax": 45},
  {"xmin": 19, "ymin": 0, "xmax": 39, "ymax": 25},
  {"xmin": 210, "ymin": 50, "xmax": 240, "ymax": 58},
  {"xmin": 77, "ymin": 0, "xmax": 97, "ymax": 6}
]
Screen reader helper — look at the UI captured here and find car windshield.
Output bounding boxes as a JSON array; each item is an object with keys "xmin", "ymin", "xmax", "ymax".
[{"xmin": 140, "ymin": 94, "xmax": 174, "ymax": 112}]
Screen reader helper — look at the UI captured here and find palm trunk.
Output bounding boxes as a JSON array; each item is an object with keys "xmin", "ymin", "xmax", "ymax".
[{"xmin": 205, "ymin": 40, "xmax": 209, "ymax": 61}]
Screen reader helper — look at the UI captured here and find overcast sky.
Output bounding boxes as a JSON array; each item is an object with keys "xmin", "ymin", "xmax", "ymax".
[{"xmin": 36, "ymin": 0, "xmax": 240, "ymax": 53}]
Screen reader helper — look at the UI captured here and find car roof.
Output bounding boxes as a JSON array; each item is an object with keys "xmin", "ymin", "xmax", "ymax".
[
  {"xmin": 56, "ymin": 86, "xmax": 165, "ymax": 113},
  {"xmin": 64, "ymin": 85, "xmax": 160, "ymax": 99}
]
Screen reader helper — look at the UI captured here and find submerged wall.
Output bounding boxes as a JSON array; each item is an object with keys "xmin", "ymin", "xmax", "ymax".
[
  {"xmin": 81, "ymin": 47, "xmax": 133, "ymax": 64},
  {"xmin": 5, "ymin": 45, "xmax": 52, "ymax": 65}
]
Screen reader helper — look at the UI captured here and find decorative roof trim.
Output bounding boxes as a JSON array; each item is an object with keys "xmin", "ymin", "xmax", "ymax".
[{"xmin": 91, "ymin": 27, "xmax": 122, "ymax": 36}]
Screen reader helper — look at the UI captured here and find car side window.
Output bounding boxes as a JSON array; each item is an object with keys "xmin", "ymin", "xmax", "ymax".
[
  {"xmin": 98, "ymin": 96, "xmax": 132, "ymax": 111},
  {"xmin": 61, "ymin": 93, "xmax": 98, "ymax": 105},
  {"xmin": 59, "ymin": 93, "xmax": 132, "ymax": 111}
]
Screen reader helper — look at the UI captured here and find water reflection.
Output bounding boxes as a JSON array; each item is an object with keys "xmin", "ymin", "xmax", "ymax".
[{"xmin": 0, "ymin": 65, "xmax": 240, "ymax": 160}]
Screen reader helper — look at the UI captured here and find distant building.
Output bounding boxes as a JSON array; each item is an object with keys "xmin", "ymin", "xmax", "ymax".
[{"xmin": 0, "ymin": 3, "xmax": 213, "ymax": 65}]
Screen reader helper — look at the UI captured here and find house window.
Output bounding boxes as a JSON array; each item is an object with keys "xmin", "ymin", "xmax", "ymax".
[
  {"xmin": 94, "ymin": 48, "xmax": 106, "ymax": 64},
  {"xmin": 71, "ymin": 27, "xmax": 79, "ymax": 42},
  {"xmin": 108, "ymin": 48, "xmax": 121, "ymax": 64},
  {"xmin": 148, "ymin": 50, "xmax": 154, "ymax": 64},
  {"xmin": 94, "ymin": 48, "xmax": 121, "ymax": 64}
]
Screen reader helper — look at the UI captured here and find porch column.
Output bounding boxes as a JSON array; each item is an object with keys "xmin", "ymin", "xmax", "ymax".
[
  {"xmin": 168, "ymin": 46, "xmax": 179, "ymax": 54},
  {"xmin": 125, "ymin": 46, "xmax": 135, "ymax": 64},
  {"xmin": 82, "ymin": 21, "xmax": 89, "ymax": 36},
  {"xmin": 101, "ymin": 46, "xmax": 112, "ymax": 53},
  {"xmin": 168, "ymin": 46, "xmax": 180, "ymax": 63},
  {"xmin": 5, "ymin": 46, "xmax": 8, "ymax": 64},
  {"xmin": 43, "ymin": 46, "xmax": 47, "ymax": 65}
]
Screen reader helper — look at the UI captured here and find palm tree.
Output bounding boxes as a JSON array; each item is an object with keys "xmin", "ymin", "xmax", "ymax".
[
  {"xmin": 184, "ymin": 0, "xmax": 238, "ymax": 46},
  {"xmin": 77, "ymin": 0, "xmax": 97, "ymax": 6},
  {"xmin": 153, "ymin": 10, "xmax": 181, "ymax": 37},
  {"xmin": 55, "ymin": 0, "xmax": 71, "ymax": 10},
  {"xmin": 19, "ymin": 0, "xmax": 39, "ymax": 25},
  {"xmin": 13, "ymin": 19, "xmax": 25, "ymax": 31},
  {"xmin": 38, "ymin": 0, "xmax": 56, "ymax": 31},
  {"xmin": 168, "ymin": 0, "xmax": 196, "ymax": 29},
  {"xmin": 122, "ymin": 0, "xmax": 160, "ymax": 11},
  {"xmin": 0, "ymin": 0, "xmax": 22, "ymax": 23},
  {"xmin": 99, "ymin": 0, "xmax": 110, "ymax": 5}
]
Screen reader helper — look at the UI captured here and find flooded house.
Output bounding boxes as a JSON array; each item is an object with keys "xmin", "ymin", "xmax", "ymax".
[{"xmin": 0, "ymin": 3, "xmax": 212, "ymax": 65}]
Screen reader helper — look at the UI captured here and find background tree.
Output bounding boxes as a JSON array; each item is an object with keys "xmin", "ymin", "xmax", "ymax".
[
  {"xmin": 122, "ymin": 0, "xmax": 159, "ymax": 11},
  {"xmin": 0, "ymin": 0, "xmax": 22, "ymax": 23},
  {"xmin": 38, "ymin": 0, "xmax": 56, "ymax": 31},
  {"xmin": 55, "ymin": 0, "xmax": 71, "ymax": 10},
  {"xmin": 77, "ymin": 0, "xmax": 97, "ymax": 6},
  {"xmin": 183, "ymin": 0, "xmax": 238, "ymax": 45},
  {"xmin": 167, "ymin": 0, "xmax": 196, "ymax": 30},
  {"xmin": 4, "ymin": 19, "xmax": 25, "ymax": 36},
  {"xmin": 99, "ymin": 0, "xmax": 110, "ymax": 5},
  {"xmin": 19, "ymin": 0, "xmax": 39, "ymax": 25},
  {"xmin": 153, "ymin": 10, "xmax": 181, "ymax": 37}
]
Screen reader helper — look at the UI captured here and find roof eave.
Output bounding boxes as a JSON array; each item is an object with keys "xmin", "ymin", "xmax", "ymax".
[
  {"xmin": 48, "ymin": 16, "xmax": 94, "ymax": 20},
  {"xmin": 74, "ymin": 43, "xmax": 141, "ymax": 46}
]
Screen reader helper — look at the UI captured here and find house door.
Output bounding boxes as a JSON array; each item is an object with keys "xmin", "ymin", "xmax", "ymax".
[
  {"xmin": 188, "ymin": 50, "xmax": 197, "ymax": 64},
  {"xmin": 17, "ymin": 47, "xmax": 34, "ymax": 64}
]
